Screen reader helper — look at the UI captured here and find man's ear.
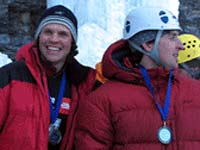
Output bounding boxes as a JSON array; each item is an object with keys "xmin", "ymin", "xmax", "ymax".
[{"xmin": 141, "ymin": 41, "xmax": 154, "ymax": 52}]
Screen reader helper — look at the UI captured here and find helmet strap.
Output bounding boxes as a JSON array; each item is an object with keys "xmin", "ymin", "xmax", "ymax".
[
  {"xmin": 128, "ymin": 30, "xmax": 163, "ymax": 66},
  {"xmin": 128, "ymin": 40, "xmax": 151, "ymax": 56},
  {"xmin": 150, "ymin": 30, "xmax": 163, "ymax": 66}
]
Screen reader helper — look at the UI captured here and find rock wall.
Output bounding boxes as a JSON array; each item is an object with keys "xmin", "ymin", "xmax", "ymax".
[
  {"xmin": 0, "ymin": 0, "xmax": 46, "ymax": 59},
  {"xmin": 179, "ymin": 0, "xmax": 200, "ymax": 38},
  {"xmin": 0, "ymin": 0, "xmax": 199, "ymax": 60}
]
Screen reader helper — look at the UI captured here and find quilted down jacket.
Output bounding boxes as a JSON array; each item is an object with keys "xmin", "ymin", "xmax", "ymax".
[{"xmin": 75, "ymin": 40, "xmax": 200, "ymax": 150}]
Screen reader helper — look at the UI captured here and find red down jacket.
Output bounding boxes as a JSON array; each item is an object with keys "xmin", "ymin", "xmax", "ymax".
[
  {"xmin": 0, "ymin": 43, "xmax": 96, "ymax": 150},
  {"xmin": 75, "ymin": 40, "xmax": 200, "ymax": 150}
]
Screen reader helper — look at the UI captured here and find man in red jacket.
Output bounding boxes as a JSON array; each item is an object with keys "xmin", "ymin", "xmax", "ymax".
[
  {"xmin": 75, "ymin": 7, "xmax": 200, "ymax": 150},
  {"xmin": 0, "ymin": 5, "xmax": 97, "ymax": 150}
]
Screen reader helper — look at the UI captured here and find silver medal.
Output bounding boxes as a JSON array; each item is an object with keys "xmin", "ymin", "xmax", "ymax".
[
  {"xmin": 158, "ymin": 125, "xmax": 172, "ymax": 144},
  {"xmin": 49, "ymin": 118, "xmax": 62, "ymax": 145}
]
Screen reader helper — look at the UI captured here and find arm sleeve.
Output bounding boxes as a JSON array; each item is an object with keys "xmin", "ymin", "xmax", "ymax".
[
  {"xmin": 0, "ymin": 86, "xmax": 9, "ymax": 131},
  {"xmin": 75, "ymin": 90, "xmax": 113, "ymax": 150},
  {"xmin": 0, "ymin": 66, "xmax": 11, "ymax": 132}
]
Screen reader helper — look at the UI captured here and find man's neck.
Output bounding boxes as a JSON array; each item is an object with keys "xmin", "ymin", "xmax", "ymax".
[
  {"xmin": 53, "ymin": 63, "xmax": 65, "ymax": 73},
  {"xmin": 140, "ymin": 55, "xmax": 158, "ymax": 69}
]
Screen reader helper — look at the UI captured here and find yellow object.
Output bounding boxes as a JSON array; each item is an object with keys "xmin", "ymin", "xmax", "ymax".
[{"xmin": 178, "ymin": 34, "xmax": 200, "ymax": 64}]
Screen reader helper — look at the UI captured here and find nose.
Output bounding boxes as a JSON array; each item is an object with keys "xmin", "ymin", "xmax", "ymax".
[{"xmin": 49, "ymin": 33, "xmax": 59, "ymax": 42}]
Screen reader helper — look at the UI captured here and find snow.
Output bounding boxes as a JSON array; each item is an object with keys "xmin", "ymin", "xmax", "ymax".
[{"xmin": 0, "ymin": 52, "xmax": 12, "ymax": 67}]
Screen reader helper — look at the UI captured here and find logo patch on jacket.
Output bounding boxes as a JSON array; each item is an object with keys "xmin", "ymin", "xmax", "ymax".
[{"xmin": 59, "ymin": 98, "xmax": 71, "ymax": 115}]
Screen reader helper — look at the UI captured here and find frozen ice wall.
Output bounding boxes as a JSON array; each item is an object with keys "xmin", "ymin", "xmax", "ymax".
[
  {"xmin": 0, "ymin": 0, "xmax": 179, "ymax": 67},
  {"xmin": 44, "ymin": 0, "xmax": 180, "ymax": 68}
]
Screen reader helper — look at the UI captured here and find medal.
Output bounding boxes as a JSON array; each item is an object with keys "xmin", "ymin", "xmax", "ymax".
[
  {"xmin": 158, "ymin": 122, "xmax": 172, "ymax": 144},
  {"xmin": 140, "ymin": 67, "xmax": 173, "ymax": 144},
  {"xmin": 49, "ymin": 124, "xmax": 62, "ymax": 145},
  {"xmin": 48, "ymin": 73, "xmax": 66, "ymax": 145},
  {"xmin": 48, "ymin": 118, "xmax": 62, "ymax": 145}
]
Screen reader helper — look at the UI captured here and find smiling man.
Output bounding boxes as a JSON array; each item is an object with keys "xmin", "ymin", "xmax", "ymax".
[{"xmin": 0, "ymin": 5, "xmax": 97, "ymax": 150}]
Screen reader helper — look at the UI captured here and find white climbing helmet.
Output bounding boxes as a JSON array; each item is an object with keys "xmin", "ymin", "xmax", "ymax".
[{"xmin": 123, "ymin": 7, "xmax": 182, "ymax": 40}]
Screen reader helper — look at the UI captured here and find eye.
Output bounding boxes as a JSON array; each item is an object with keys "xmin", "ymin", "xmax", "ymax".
[
  {"xmin": 42, "ymin": 29, "xmax": 52, "ymax": 35},
  {"xmin": 171, "ymin": 34, "xmax": 177, "ymax": 39},
  {"xmin": 168, "ymin": 32, "xmax": 179, "ymax": 40},
  {"xmin": 58, "ymin": 31, "xmax": 70, "ymax": 38}
]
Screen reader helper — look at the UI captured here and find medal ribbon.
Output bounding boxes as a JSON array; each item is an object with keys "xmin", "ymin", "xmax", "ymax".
[
  {"xmin": 49, "ymin": 72, "xmax": 66, "ymax": 123},
  {"xmin": 140, "ymin": 66, "xmax": 173, "ymax": 121}
]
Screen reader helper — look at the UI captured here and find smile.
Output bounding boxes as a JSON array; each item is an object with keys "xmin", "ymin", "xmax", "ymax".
[{"xmin": 47, "ymin": 46, "xmax": 61, "ymax": 51}]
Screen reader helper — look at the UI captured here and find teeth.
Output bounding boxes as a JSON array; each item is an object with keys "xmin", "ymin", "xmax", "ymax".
[{"xmin": 47, "ymin": 46, "xmax": 60, "ymax": 51}]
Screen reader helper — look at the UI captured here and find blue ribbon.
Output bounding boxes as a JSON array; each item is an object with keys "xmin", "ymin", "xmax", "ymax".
[
  {"xmin": 49, "ymin": 72, "xmax": 66, "ymax": 123},
  {"xmin": 140, "ymin": 66, "xmax": 173, "ymax": 121}
]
